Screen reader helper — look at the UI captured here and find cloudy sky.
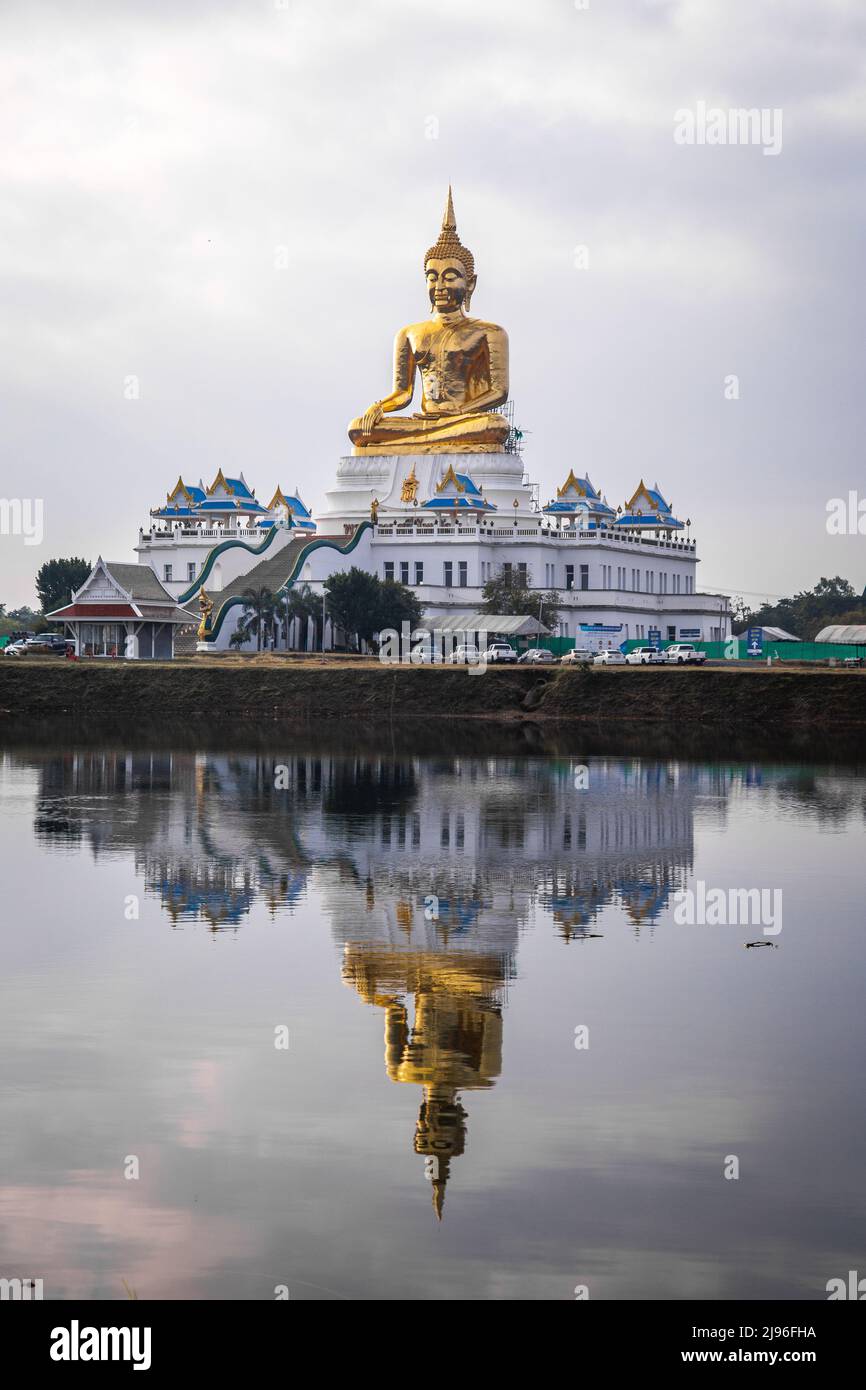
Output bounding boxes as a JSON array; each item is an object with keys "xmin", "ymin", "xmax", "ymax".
[{"xmin": 1, "ymin": 0, "xmax": 864, "ymax": 608}]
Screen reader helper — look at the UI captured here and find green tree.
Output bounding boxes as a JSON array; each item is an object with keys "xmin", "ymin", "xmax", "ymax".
[
  {"xmin": 36, "ymin": 557, "xmax": 91, "ymax": 613},
  {"xmin": 324, "ymin": 568, "xmax": 422, "ymax": 650},
  {"xmin": 281, "ymin": 582, "xmax": 321, "ymax": 651},
  {"xmin": 324, "ymin": 568, "xmax": 385, "ymax": 650},
  {"xmin": 377, "ymin": 579, "xmax": 422, "ymax": 635},
  {"xmin": 480, "ymin": 567, "xmax": 560, "ymax": 630},
  {"xmin": 237, "ymin": 585, "xmax": 277, "ymax": 651},
  {"xmin": 734, "ymin": 576, "xmax": 866, "ymax": 639}
]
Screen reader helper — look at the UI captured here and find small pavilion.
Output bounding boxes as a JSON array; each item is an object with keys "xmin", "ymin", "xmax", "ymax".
[{"xmin": 47, "ymin": 558, "xmax": 193, "ymax": 658}]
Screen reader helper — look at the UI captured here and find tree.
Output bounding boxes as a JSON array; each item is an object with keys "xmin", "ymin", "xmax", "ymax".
[
  {"xmin": 480, "ymin": 566, "xmax": 560, "ymax": 630},
  {"xmin": 237, "ymin": 585, "xmax": 277, "ymax": 652},
  {"xmin": 324, "ymin": 568, "xmax": 386, "ymax": 649},
  {"xmin": 733, "ymin": 576, "xmax": 866, "ymax": 639},
  {"xmin": 377, "ymin": 579, "xmax": 422, "ymax": 635},
  {"xmin": 324, "ymin": 568, "xmax": 422, "ymax": 650},
  {"xmin": 36, "ymin": 557, "xmax": 91, "ymax": 614},
  {"xmin": 281, "ymin": 582, "xmax": 320, "ymax": 651}
]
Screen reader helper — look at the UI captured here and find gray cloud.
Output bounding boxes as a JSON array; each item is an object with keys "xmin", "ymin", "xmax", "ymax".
[{"xmin": 1, "ymin": 0, "xmax": 864, "ymax": 605}]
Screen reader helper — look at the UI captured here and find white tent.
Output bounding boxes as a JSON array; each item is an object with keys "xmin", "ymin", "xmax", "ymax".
[{"xmin": 417, "ymin": 612, "xmax": 552, "ymax": 637}]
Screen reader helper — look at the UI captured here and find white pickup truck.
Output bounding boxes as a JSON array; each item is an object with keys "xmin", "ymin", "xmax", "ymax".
[{"xmin": 664, "ymin": 643, "xmax": 707, "ymax": 665}]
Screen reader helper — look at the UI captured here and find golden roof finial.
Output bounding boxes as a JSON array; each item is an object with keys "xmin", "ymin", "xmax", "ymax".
[{"xmin": 442, "ymin": 184, "xmax": 456, "ymax": 233}]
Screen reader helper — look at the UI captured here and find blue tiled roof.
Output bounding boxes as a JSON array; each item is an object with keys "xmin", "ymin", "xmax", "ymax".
[
  {"xmin": 421, "ymin": 495, "xmax": 496, "ymax": 510},
  {"xmin": 225, "ymin": 476, "xmax": 253, "ymax": 499},
  {"xmin": 198, "ymin": 499, "xmax": 266, "ymax": 513},
  {"xmin": 616, "ymin": 512, "xmax": 684, "ymax": 529},
  {"xmin": 543, "ymin": 498, "xmax": 615, "ymax": 516}
]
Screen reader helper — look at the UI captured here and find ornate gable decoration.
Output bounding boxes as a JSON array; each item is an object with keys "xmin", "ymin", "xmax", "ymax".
[
  {"xmin": 436, "ymin": 462, "xmax": 466, "ymax": 495},
  {"xmin": 267, "ymin": 485, "xmax": 290, "ymax": 512},
  {"xmin": 77, "ymin": 558, "xmax": 129, "ymax": 604},
  {"xmin": 206, "ymin": 468, "xmax": 235, "ymax": 498},
  {"xmin": 556, "ymin": 469, "xmax": 589, "ymax": 499},
  {"xmin": 626, "ymin": 480, "xmax": 660, "ymax": 514},
  {"xmin": 166, "ymin": 477, "xmax": 193, "ymax": 506}
]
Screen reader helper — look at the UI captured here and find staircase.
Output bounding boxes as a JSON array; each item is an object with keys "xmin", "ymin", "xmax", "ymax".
[{"xmin": 184, "ymin": 529, "xmax": 359, "ymax": 642}]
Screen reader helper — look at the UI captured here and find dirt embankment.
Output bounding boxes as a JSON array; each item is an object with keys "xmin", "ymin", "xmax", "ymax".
[{"xmin": 2, "ymin": 658, "xmax": 866, "ymax": 731}]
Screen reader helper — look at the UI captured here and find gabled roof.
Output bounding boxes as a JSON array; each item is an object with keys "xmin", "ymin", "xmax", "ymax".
[
  {"xmin": 206, "ymin": 468, "xmax": 255, "ymax": 500},
  {"xmin": 267, "ymin": 485, "xmax": 312, "ymax": 517},
  {"xmin": 556, "ymin": 469, "xmax": 599, "ymax": 500},
  {"xmin": 625, "ymin": 479, "xmax": 672, "ymax": 514},
  {"xmin": 428, "ymin": 464, "xmax": 494, "ymax": 508},
  {"xmin": 166, "ymin": 477, "xmax": 206, "ymax": 507},
  {"xmin": 46, "ymin": 558, "xmax": 191, "ymax": 623},
  {"xmin": 435, "ymin": 462, "xmax": 466, "ymax": 494},
  {"xmin": 421, "ymin": 495, "xmax": 496, "ymax": 511}
]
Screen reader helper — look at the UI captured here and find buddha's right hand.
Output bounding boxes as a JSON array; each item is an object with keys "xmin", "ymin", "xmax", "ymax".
[{"xmin": 360, "ymin": 401, "xmax": 384, "ymax": 435}]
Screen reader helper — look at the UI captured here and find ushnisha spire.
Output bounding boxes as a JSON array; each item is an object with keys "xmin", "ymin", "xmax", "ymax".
[{"xmin": 425, "ymin": 185, "xmax": 475, "ymax": 281}]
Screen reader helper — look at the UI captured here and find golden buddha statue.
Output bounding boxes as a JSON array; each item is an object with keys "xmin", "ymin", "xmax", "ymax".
[{"xmin": 349, "ymin": 188, "xmax": 510, "ymax": 455}]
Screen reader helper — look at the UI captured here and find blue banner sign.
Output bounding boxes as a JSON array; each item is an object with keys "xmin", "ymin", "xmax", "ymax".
[
  {"xmin": 679, "ymin": 628, "xmax": 701, "ymax": 639},
  {"xmin": 648, "ymin": 627, "xmax": 661, "ymax": 649},
  {"xmin": 579, "ymin": 623, "xmax": 624, "ymax": 633},
  {"xmin": 746, "ymin": 627, "xmax": 764, "ymax": 657}
]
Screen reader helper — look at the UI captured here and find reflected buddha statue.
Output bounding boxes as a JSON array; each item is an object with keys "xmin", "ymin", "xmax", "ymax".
[
  {"xmin": 348, "ymin": 188, "xmax": 510, "ymax": 455},
  {"xmin": 342, "ymin": 943, "xmax": 504, "ymax": 1219}
]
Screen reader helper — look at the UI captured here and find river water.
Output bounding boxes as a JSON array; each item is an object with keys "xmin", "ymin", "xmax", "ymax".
[{"xmin": 1, "ymin": 727, "xmax": 864, "ymax": 1300}]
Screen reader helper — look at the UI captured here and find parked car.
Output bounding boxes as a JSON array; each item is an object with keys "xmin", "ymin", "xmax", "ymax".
[
  {"xmin": 518, "ymin": 647, "xmax": 555, "ymax": 664},
  {"xmin": 482, "ymin": 642, "xmax": 518, "ymax": 664},
  {"xmin": 593, "ymin": 649, "xmax": 626, "ymax": 665},
  {"xmin": 664, "ymin": 643, "xmax": 707, "ymax": 665},
  {"xmin": 3, "ymin": 640, "xmax": 29, "ymax": 657},
  {"xmin": 448, "ymin": 643, "xmax": 482, "ymax": 664},
  {"xmin": 625, "ymin": 646, "xmax": 666, "ymax": 665},
  {"xmin": 25, "ymin": 634, "xmax": 68, "ymax": 654},
  {"xmin": 560, "ymin": 647, "xmax": 594, "ymax": 665}
]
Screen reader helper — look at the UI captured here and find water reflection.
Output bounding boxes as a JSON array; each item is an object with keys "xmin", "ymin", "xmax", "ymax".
[
  {"xmin": 3, "ymin": 734, "xmax": 865, "ymax": 1301},
  {"xmin": 17, "ymin": 745, "xmax": 866, "ymax": 1231}
]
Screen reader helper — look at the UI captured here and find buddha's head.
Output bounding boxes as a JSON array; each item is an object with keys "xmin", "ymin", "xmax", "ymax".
[{"xmin": 425, "ymin": 187, "xmax": 476, "ymax": 313}]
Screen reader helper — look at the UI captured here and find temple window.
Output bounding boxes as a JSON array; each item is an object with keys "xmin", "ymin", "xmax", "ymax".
[
  {"xmin": 400, "ymin": 561, "xmax": 409, "ymax": 585},
  {"xmin": 458, "ymin": 561, "xmax": 468, "ymax": 587},
  {"xmin": 384, "ymin": 561, "xmax": 394, "ymax": 581},
  {"xmin": 579, "ymin": 565, "xmax": 589, "ymax": 590},
  {"xmin": 187, "ymin": 562, "xmax": 196, "ymax": 582},
  {"xmin": 443, "ymin": 561, "xmax": 453, "ymax": 587},
  {"xmin": 565, "ymin": 564, "xmax": 574, "ymax": 591},
  {"xmin": 164, "ymin": 564, "xmax": 172, "ymax": 582}
]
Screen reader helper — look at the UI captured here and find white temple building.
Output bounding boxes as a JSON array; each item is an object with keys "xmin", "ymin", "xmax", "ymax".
[
  {"xmin": 126, "ymin": 452, "xmax": 728, "ymax": 653},
  {"xmin": 107, "ymin": 189, "xmax": 732, "ymax": 656}
]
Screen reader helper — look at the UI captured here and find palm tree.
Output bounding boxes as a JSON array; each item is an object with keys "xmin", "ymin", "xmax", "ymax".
[
  {"xmin": 238, "ymin": 585, "xmax": 277, "ymax": 652},
  {"xmin": 281, "ymin": 582, "xmax": 319, "ymax": 651}
]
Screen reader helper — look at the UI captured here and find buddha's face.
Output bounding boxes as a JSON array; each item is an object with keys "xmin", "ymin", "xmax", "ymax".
[{"xmin": 425, "ymin": 256, "xmax": 476, "ymax": 313}]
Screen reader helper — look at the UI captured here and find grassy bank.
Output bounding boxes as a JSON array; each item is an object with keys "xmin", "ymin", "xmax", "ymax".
[{"xmin": 2, "ymin": 657, "xmax": 866, "ymax": 731}]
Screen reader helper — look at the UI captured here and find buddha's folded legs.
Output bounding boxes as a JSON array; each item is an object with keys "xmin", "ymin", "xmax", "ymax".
[{"xmin": 349, "ymin": 411, "xmax": 509, "ymax": 455}]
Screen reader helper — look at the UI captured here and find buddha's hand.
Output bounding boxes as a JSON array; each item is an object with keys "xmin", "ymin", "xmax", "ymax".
[{"xmin": 360, "ymin": 401, "xmax": 384, "ymax": 435}]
